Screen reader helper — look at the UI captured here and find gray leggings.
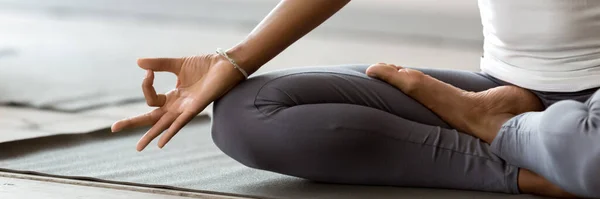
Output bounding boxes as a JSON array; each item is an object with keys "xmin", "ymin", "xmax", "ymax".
[{"xmin": 211, "ymin": 65, "xmax": 600, "ymax": 196}]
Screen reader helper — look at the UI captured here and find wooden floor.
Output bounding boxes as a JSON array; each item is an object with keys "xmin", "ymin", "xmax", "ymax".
[{"xmin": 0, "ymin": 172, "xmax": 250, "ymax": 199}]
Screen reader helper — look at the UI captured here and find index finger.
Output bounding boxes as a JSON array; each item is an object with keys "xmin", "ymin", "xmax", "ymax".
[
  {"xmin": 111, "ymin": 108, "xmax": 165, "ymax": 133},
  {"xmin": 137, "ymin": 58, "xmax": 182, "ymax": 75}
]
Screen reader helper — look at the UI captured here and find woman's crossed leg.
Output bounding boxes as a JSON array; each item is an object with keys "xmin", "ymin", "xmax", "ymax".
[{"xmin": 212, "ymin": 65, "xmax": 571, "ymax": 197}]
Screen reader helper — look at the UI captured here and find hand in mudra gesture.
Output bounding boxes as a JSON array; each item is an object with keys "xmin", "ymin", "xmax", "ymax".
[{"xmin": 111, "ymin": 54, "xmax": 245, "ymax": 151}]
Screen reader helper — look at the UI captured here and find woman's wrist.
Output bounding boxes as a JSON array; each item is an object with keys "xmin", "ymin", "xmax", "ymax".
[
  {"xmin": 212, "ymin": 54, "xmax": 247, "ymax": 82},
  {"xmin": 216, "ymin": 48, "xmax": 249, "ymax": 79},
  {"xmin": 225, "ymin": 43, "xmax": 260, "ymax": 76}
]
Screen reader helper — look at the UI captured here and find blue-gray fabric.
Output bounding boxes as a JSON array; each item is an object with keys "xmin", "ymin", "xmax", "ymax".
[
  {"xmin": 212, "ymin": 65, "xmax": 599, "ymax": 197},
  {"xmin": 492, "ymin": 91, "xmax": 600, "ymax": 197}
]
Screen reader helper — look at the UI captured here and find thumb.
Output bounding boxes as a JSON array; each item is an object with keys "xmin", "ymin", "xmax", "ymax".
[{"xmin": 137, "ymin": 57, "xmax": 183, "ymax": 75}]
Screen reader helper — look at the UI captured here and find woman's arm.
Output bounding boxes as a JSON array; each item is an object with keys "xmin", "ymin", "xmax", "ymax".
[
  {"xmin": 112, "ymin": 0, "xmax": 351, "ymax": 150},
  {"xmin": 227, "ymin": 0, "xmax": 350, "ymax": 74}
]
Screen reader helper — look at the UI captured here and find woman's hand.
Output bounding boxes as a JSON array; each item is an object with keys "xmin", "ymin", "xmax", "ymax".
[
  {"xmin": 111, "ymin": 54, "xmax": 245, "ymax": 151},
  {"xmin": 108, "ymin": 0, "xmax": 351, "ymax": 152}
]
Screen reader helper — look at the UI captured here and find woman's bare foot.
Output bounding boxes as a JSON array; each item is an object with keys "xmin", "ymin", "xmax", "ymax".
[
  {"xmin": 365, "ymin": 63, "xmax": 544, "ymax": 144},
  {"xmin": 366, "ymin": 63, "xmax": 574, "ymax": 197},
  {"xmin": 519, "ymin": 169, "xmax": 576, "ymax": 198}
]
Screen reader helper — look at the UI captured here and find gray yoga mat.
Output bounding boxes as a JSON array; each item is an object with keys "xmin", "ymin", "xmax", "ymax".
[{"xmin": 0, "ymin": 116, "xmax": 546, "ymax": 199}]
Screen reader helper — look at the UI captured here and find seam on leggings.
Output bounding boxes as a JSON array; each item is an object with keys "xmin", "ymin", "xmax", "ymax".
[
  {"xmin": 262, "ymin": 104, "xmax": 513, "ymax": 163},
  {"xmin": 344, "ymin": 123, "xmax": 507, "ymax": 164},
  {"xmin": 272, "ymin": 87, "xmax": 300, "ymax": 105},
  {"xmin": 342, "ymin": 121, "xmax": 518, "ymax": 193},
  {"xmin": 258, "ymin": 104, "xmax": 510, "ymax": 165}
]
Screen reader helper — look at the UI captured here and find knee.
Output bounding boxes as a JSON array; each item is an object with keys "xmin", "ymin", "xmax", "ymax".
[
  {"xmin": 211, "ymin": 73, "xmax": 307, "ymax": 173},
  {"xmin": 211, "ymin": 77, "xmax": 273, "ymax": 169},
  {"xmin": 536, "ymin": 100, "xmax": 597, "ymax": 160},
  {"xmin": 538, "ymin": 100, "xmax": 597, "ymax": 136},
  {"xmin": 535, "ymin": 99, "xmax": 600, "ymax": 197},
  {"xmin": 211, "ymin": 66, "xmax": 374, "ymax": 177}
]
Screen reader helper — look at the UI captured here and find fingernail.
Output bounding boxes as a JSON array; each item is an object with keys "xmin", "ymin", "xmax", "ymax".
[
  {"xmin": 110, "ymin": 124, "xmax": 120, "ymax": 133},
  {"xmin": 145, "ymin": 70, "xmax": 151, "ymax": 78},
  {"xmin": 366, "ymin": 70, "xmax": 378, "ymax": 78}
]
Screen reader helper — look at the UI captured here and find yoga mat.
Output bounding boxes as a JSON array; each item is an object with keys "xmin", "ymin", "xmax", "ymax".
[
  {"xmin": 0, "ymin": 116, "xmax": 546, "ymax": 199},
  {"xmin": 0, "ymin": 104, "xmax": 211, "ymax": 143}
]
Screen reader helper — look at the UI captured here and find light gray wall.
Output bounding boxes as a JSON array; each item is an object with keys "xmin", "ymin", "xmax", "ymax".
[{"xmin": 0, "ymin": 0, "xmax": 484, "ymax": 48}]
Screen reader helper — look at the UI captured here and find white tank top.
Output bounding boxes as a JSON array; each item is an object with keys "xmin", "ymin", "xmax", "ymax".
[{"xmin": 479, "ymin": 0, "xmax": 600, "ymax": 92}]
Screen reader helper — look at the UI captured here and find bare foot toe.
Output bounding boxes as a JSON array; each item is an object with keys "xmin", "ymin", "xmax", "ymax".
[{"xmin": 366, "ymin": 63, "xmax": 425, "ymax": 94}]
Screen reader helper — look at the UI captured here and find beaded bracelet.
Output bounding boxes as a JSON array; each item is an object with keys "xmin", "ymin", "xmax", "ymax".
[{"xmin": 216, "ymin": 48, "xmax": 249, "ymax": 79}]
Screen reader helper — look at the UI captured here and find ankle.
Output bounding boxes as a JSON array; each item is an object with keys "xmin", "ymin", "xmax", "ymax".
[{"xmin": 461, "ymin": 90, "xmax": 516, "ymax": 144}]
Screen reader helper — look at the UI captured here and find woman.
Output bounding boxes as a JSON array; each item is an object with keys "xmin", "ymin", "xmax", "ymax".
[{"xmin": 111, "ymin": 0, "xmax": 600, "ymax": 197}]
